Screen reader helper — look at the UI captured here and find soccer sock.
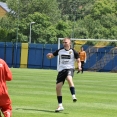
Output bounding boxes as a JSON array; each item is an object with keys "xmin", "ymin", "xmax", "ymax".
[
  {"xmin": 70, "ymin": 87, "xmax": 75, "ymax": 95},
  {"xmin": 57, "ymin": 96, "xmax": 62, "ymax": 104}
]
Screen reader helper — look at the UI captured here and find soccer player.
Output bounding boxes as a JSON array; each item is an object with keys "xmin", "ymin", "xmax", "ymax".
[
  {"xmin": 0, "ymin": 59, "xmax": 12, "ymax": 117},
  {"xmin": 46, "ymin": 38, "xmax": 81, "ymax": 112},
  {"xmin": 77, "ymin": 46, "xmax": 87, "ymax": 74}
]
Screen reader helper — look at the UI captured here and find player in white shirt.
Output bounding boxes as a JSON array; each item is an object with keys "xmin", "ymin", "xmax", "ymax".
[{"xmin": 46, "ymin": 38, "xmax": 81, "ymax": 112}]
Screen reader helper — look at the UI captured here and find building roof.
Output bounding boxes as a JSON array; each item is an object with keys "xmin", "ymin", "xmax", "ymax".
[{"xmin": 0, "ymin": 2, "xmax": 11, "ymax": 12}]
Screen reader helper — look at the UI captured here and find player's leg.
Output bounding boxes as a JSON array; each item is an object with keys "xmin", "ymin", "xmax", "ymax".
[
  {"xmin": 55, "ymin": 70, "xmax": 67, "ymax": 112},
  {"xmin": 1, "ymin": 104, "xmax": 12, "ymax": 117},
  {"xmin": 55, "ymin": 82, "xmax": 64, "ymax": 112},
  {"xmin": 66, "ymin": 69, "xmax": 77, "ymax": 102},
  {"xmin": 66, "ymin": 76, "xmax": 77, "ymax": 102},
  {"xmin": 81, "ymin": 61, "xmax": 84, "ymax": 73}
]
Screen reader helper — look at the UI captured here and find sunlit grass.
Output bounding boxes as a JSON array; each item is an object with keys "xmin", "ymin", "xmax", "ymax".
[{"xmin": 5, "ymin": 68, "xmax": 117, "ymax": 117}]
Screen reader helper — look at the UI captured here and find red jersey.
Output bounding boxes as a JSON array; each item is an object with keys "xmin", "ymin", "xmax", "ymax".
[{"xmin": 0, "ymin": 59, "xmax": 12, "ymax": 106}]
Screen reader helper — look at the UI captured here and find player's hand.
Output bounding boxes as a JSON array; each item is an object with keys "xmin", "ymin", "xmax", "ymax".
[
  {"xmin": 46, "ymin": 53, "xmax": 52, "ymax": 59},
  {"xmin": 84, "ymin": 59, "xmax": 86, "ymax": 63}
]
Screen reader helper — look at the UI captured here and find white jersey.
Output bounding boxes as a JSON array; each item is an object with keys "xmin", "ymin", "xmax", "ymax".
[{"xmin": 53, "ymin": 48, "xmax": 79, "ymax": 72}]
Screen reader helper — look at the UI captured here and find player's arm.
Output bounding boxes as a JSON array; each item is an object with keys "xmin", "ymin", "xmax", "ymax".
[
  {"xmin": 76, "ymin": 58, "xmax": 82, "ymax": 71},
  {"xmin": 4, "ymin": 61, "xmax": 12, "ymax": 81},
  {"xmin": 73, "ymin": 49, "xmax": 82, "ymax": 71}
]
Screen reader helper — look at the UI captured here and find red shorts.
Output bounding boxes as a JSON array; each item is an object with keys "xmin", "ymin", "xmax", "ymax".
[{"xmin": 0, "ymin": 104, "xmax": 12, "ymax": 117}]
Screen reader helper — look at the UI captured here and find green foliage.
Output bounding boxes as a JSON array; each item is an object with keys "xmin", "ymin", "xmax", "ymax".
[
  {"xmin": 1, "ymin": 0, "xmax": 117, "ymax": 43},
  {"xmin": 0, "ymin": 28, "xmax": 8, "ymax": 41},
  {"xmin": 19, "ymin": 12, "xmax": 52, "ymax": 43},
  {"xmin": 0, "ymin": 0, "xmax": 6, "ymax": 2},
  {"xmin": 56, "ymin": 20, "xmax": 72, "ymax": 38},
  {"xmin": 91, "ymin": 0, "xmax": 116, "ymax": 19},
  {"xmin": 108, "ymin": 42, "xmax": 117, "ymax": 47},
  {"xmin": 7, "ymin": 0, "xmax": 61, "ymax": 23},
  {"xmin": 0, "ymin": 17, "xmax": 15, "ymax": 42},
  {"xmin": 57, "ymin": 0, "xmax": 95, "ymax": 21},
  {"xmin": 74, "ymin": 0, "xmax": 117, "ymax": 40},
  {"xmin": 6, "ymin": 0, "xmax": 62, "ymax": 43}
]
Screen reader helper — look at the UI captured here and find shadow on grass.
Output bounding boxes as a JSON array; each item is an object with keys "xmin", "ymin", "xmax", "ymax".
[{"xmin": 15, "ymin": 108, "xmax": 69, "ymax": 114}]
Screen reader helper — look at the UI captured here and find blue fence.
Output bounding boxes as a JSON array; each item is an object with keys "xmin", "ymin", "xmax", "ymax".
[
  {"xmin": 0, "ymin": 42, "xmax": 117, "ymax": 72},
  {"xmin": 28, "ymin": 44, "xmax": 44, "ymax": 68},
  {"xmin": 0, "ymin": 42, "xmax": 59, "ymax": 69},
  {"xmin": 83, "ymin": 45, "xmax": 117, "ymax": 72}
]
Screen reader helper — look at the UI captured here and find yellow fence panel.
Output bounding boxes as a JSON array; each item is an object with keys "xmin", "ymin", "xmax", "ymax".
[{"xmin": 20, "ymin": 43, "xmax": 28, "ymax": 68}]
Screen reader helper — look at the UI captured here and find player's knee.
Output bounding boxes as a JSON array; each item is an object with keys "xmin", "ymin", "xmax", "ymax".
[
  {"xmin": 56, "ymin": 84, "xmax": 63, "ymax": 91},
  {"xmin": 56, "ymin": 85, "xmax": 61, "ymax": 91}
]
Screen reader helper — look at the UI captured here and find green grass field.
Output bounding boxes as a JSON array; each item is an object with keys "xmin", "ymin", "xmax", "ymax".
[{"xmin": 6, "ymin": 68, "xmax": 117, "ymax": 117}]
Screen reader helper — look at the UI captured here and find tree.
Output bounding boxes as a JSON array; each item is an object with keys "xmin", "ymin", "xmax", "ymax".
[
  {"xmin": 57, "ymin": 0, "xmax": 95, "ymax": 21},
  {"xmin": 90, "ymin": 0, "xmax": 117, "ymax": 39},
  {"xmin": 73, "ymin": 0, "xmax": 117, "ymax": 39},
  {"xmin": 7, "ymin": 0, "xmax": 61, "ymax": 23},
  {"xmin": 0, "ymin": 0, "xmax": 6, "ymax": 2},
  {"xmin": 17, "ymin": 12, "xmax": 58, "ymax": 43},
  {"xmin": 56, "ymin": 20, "xmax": 72, "ymax": 38},
  {"xmin": 2, "ymin": 0, "xmax": 117, "ymax": 43},
  {"xmin": 91, "ymin": 0, "xmax": 116, "ymax": 19},
  {"xmin": 0, "ymin": 17, "xmax": 16, "ymax": 42}
]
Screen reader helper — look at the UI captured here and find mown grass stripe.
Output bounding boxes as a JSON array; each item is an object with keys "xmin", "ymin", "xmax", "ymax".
[{"xmin": 5, "ymin": 68, "xmax": 117, "ymax": 117}]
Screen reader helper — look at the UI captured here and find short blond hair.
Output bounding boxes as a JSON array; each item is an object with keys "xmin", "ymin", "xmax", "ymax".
[{"xmin": 63, "ymin": 38, "xmax": 71, "ymax": 42}]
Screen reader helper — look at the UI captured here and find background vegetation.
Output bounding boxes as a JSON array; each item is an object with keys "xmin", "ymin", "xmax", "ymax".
[{"xmin": 0, "ymin": 0, "xmax": 117, "ymax": 44}]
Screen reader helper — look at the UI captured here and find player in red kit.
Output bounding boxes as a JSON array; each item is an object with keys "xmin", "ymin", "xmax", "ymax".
[{"xmin": 0, "ymin": 59, "xmax": 12, "ymax": 117}]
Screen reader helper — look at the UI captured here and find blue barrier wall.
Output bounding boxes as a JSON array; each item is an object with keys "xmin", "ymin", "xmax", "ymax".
[
  {"xmin": 43, "ymin": 44, "xmax": 52, "ymax": 69},
  {"xmin": 0, "ymin": 42, "xmax": 21, "ymax": 68},
  {"xmin": 28, "ymin": 44, "xmax": 44, "ymax": 68},
  {"xmin": 0, "ymin": 42, "xmax": 5, "ymax": 60},
  {"xmin": 83, "ymin": 46, "xmax": 117, "ymax": 72},
  {"xmin": 0, "ymin": 42, "xmax": 117, "ymax": 72},
  {"xmin": 13, "ymin": 43, "xmax": 21, "ymax": 68},
  {"xmin": 51, "ymin": 44, "xmax": 58, "ymax": 69},
  {"xmin": 5, "ymin": 42, "xmax": 13, "ymax": 67}
]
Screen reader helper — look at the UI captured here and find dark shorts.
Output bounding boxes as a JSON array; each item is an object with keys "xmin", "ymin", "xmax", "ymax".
[{"xmin": 56, "ymin": 69, "xmax": 74, "ymax": 84}]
